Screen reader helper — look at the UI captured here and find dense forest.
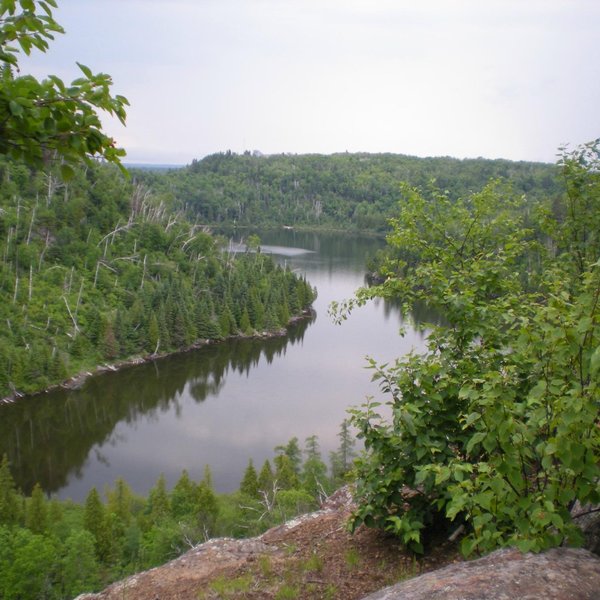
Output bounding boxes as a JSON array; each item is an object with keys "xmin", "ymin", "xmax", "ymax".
[
  {"xmin": 0, "ymin": 427, "xmax": 354, "ymax": 598},
  {"xmin": 0, "ymin": 158, "xmax": 316, "ymax": 399},
  {"xmin": 135, "ymin": 151, "xmax": 562, "ymax": 231}
]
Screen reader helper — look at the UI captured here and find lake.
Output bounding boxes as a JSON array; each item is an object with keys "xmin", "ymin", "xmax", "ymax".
[{"xmin": 0, "ymin": 230, "xmax": 426, "ymax": 501}]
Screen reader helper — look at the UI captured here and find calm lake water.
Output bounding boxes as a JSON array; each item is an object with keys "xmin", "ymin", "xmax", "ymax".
[{"xmin": 0, "ymin": 230, "xmax": 427, "ymax": 501}]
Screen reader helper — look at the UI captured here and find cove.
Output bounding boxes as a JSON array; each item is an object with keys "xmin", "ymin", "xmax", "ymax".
[{"xmin": 0, "ymin": 230, "xmax": 427, "ymax": 501}]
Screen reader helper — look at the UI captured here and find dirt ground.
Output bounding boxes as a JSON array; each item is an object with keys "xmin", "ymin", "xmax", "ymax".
[{"xmin": 79, "ymin": 488, "xmax": 461, "ymax": 600}]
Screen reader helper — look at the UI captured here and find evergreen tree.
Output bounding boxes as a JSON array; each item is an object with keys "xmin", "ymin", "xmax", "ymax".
[
  {"xmin": 239, "ymin": 459, "xmax": 259, "ymax": 499},
  {"xmin": 147, "ymin": 311, "xmax": 160, "ymax": 352},
  {"xmin": 275, "ymin": 437, "xmax": 302, "ymax": 475},
  {"xmin": 83, "ymin": 487, "xmax": 110, "ymax": 560},
  {"xmin": 146, "ymin": 473, "xmax": 170, "ymax": 524},
  {"xmin": 0, "ymin": 455, "xmax": 21, "ymax": 527},
  {"xmin": 100, "ymin": 317, "xmax": 119, "ymax": 360},
  {"xmin": 257, "ymin": 460, "xmax": 274, "ymax": 497},
  {"xmin": 196, "ymin": 480, "xmax": 219, "ymax": 535},
  {"xmin": 202, "ymin": 465, "xmax": 213, "ymax": 490},
  {"xmin": 107, "ymin": 477, "xmax": 133, "ymax": 527},
  {"xmin": 218, "ymin": 304, "xmax": 237, "ymax": 337},
  {"xmin": 48, "ymin": 498, "xmax": 64, "ymax": 535},
  {"xmin": 330, "ymin": 419, "xmax": 356, "ymax": 485},
  {"xmin": 25, "ymin": 482, "xmax": 48, "ymax": 534},
  {"xmin": 274, "ymin": 455, "xmax": 299, "ymax": 490},
  {"xmin": 170, "ymin": 470, "xmax": 198, "ymax": 520},
  {"xmin": 301, "ymin": 436, "xmax": 329, "ymax": 499},
  {"xmin": 239, "ymin": 308, "xmax": 253, "ymax": 335},
  {"xmin": 195, "ymin": 301, "xmax": 220, "ymax": 339}
]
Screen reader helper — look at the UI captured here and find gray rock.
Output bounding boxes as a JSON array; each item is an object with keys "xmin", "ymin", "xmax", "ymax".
[
  {"xmin": 361, "ymin": 547, "xmax": 600, "ymax": 600},
  {"xmin": 572, "ymin": 501, "xmax": 600, "ymax": 555}
]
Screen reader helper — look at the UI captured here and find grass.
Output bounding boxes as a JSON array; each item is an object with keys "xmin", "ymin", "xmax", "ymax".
[
  {"xmin": 304, "ymin": 551, "xmax": 324, "ymax": 573},
  {"xmin": 201, "ymin": 573, "xmax": 253, "ymax": 598},
  {"xmin": 344, "ymin": 548, "xmax": 361, "ymax": 569},
  {"xmin": 258, "ymin": 554, "xmax": 274, "ymax": 578},
  {"xmin": 275, "ymin": 584, "xmax": 300, "ymax": 599}
]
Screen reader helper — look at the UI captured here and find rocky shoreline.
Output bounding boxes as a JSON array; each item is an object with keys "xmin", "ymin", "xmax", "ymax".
[{"xmin": 0, "ymin": 308, "xmax": 314, "ymax": 406}]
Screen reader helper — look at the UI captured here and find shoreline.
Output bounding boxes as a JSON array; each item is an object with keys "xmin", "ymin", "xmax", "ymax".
[{"xmin": 0, "ymin": 308, "xmax": 315, "ymax": 406}]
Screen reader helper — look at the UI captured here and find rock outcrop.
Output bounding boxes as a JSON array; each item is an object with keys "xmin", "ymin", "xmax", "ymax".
[
  {"xmin": 75, "ymin": 487, "xmax": 600, "ymax": 600},
  {"xmin": 571, "ymin": 501, "xmax": 600, "ymax": 555},
  {"xmin": 361, "ymin": 547, "xmax": 600, "ymax": 600}
]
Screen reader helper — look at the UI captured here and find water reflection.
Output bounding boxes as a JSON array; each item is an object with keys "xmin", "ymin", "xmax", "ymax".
[
  {"xmin": 1, "ymin": 230, "xmax": 422, "ymax": 501},
  {"xmin": 0, "ymin": 317, "xmax": 312, "ymax": 496}
]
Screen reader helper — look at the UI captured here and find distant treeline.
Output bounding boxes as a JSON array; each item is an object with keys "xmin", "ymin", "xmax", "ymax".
[
  {"xmin": 135, "ymin": 151, "xmax": 562, "ymax": 231},
  {"xmin": 0, "ymin": 158, "xmax": 316, "ymax": 399}
]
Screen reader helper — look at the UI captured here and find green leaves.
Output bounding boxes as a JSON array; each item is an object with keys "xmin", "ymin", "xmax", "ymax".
[
  {"xmin": 349, "ymin": 150, "xmax": 600, "ymax": 557},
  {"xmin": 0, "ymin": 0, "xmax": 128, "ymax": 173}
]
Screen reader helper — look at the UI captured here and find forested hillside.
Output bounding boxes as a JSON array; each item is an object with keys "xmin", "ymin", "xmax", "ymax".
[
  {"xmin": 0, "ymin": 158, "xmax": 316, "ymax": 399},
  {"xmin": 140, "ymin": 152, "xmax": 562, "ymax": 230}
]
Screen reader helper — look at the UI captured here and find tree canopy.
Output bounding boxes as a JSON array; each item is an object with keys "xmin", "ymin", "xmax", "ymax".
[
  {"xmin": 138, "ymin": 151, "xmax": 561, "ymax": 231},
  {"xmin": 344, "ymin": 140, "xmax": 600, "ymax": 556},
  {"xmin": 0, "ymin": 0, "xmax": 128, "ymax": 176}
]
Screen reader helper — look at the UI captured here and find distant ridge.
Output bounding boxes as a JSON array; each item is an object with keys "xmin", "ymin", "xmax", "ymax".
[{"xmin": 125, "ymin": 162, "xmax": 184, "ymax": 172}]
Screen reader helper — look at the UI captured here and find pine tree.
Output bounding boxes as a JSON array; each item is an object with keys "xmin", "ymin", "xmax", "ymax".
[
  {"xmin": 301, "ymin": 437, "xmax": 329, "ymax": 499},
  {"xmin": 330, "ymin": 419, "xmax": 356, "ymax": 485},
  {"xmin": 147, "ymin": 473, "xmax": 170, "ymax": 524},
  {"xmin": 218, "ymin": 304, "xmax": 236, "ymax": 337},
  {"xmin": 275, "ymin": 437, "xmax": 302, "ymax": 474},
  {"xmin": 170, "ymin": 470, "xmax": 198, "ymax": 520},
  {"xmin": 240, "ymin": 459, "xmax": 259, "ymax": 499},
  {"xmin": 0, "ymin": 455, "xmax": 21, "ymax": 526},
  {"xmin": 107, "ymin": 477, "xmax": 133, "ymax": 527},
  {"xmin": 147, "ymin": 311, "xmax": 160, "ymax": 352},
  {"xmin": 239, "ymin": 308, "xmax": 253, "ymax": 335},
  {"xmin": 83, "ymin": 487, "xmax": 110, "ymax": 561},
  {"xmin": 196, "ymin": 480, "xmax": 219, "ymax": 535},
  {"xmin": 257, "ymin": 460, "xmax": 274, "ymax": 497},
  {"xmin": 100, "ymin": 317, "xmax": 119, "ymax": 359},
  {"xmin": 25, "ymin": 482, "xmax": 48, "ymax": 534},
  {"xmin": 274, "ymin": 455, "xmax": 299, "ymax": 490},
  {"xmin": 202, "ymin": 465, "xmax": 213, "ymax": 489}
]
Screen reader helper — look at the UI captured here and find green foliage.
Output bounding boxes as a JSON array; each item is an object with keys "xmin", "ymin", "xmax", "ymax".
[
  {"xmin": 0, "ymin": 527, "xmax": 59, "ymax": 599},
  {"xmin": 138, "ymin": 151, "xmax": 560, "ymax": 231},
  {"xmin": 347, "ymin": 142, "xmax": 600, "ymax": 555},
  {"xmin": 329, "ymin": 419, "xmax": 356, "ymax": 486},
  {"xmin": 0, "ymin": 455, "xmax": 22, "ymax": 526},
  {"xmin": 240, "ymin": 459, "xmax": 260, "ymax": 499},
  {"xmin": 145, "ymin": 473, "xmax": 170, "ymax": 525},
  {"xmin": 275, "ymin": 436, "xmax": 302, "ymax": 475},
  {"xmin": 301, "ymin": 435, "xmax": 330, "ymax": 499},
  {"xmin": 0, "ymin": 158, "xmax": 316, "ymax": 400},
  {"xmin": 61, "ymin": 529, "xmax": 100, "ymax": 598},
  {"xmin": 0, "ymin": 429, "xmax": 347, "ymax": 597},
  {"xmin": 25, "ymin": 481, "xmax": 47, "ymax": 533},
  {"xmin": 258, "ymin": 459, "xmax": 274, "ymax": 496},
  {"xmin": 0, "ymin": 0, "xmax": 128, "ymax": 172},
  {"xmin": 274, "ymin": 455, "xmax": 300, "ymax": 491}
]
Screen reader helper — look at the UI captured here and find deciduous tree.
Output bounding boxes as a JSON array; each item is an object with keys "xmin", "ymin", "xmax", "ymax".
[{"xmin": 0, "ymin": 0, "xmax": 128, "ymax": 175}]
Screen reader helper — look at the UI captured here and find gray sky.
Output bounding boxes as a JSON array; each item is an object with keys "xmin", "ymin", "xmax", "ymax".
[{"xmin": 22, "ymin": 0, "xmax": 600, "ymax": 165}]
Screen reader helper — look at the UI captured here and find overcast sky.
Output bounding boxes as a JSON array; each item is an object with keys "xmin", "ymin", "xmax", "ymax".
[{"xmin": 21, "ymin": 0, "xmax": 600, "ymax": 165}]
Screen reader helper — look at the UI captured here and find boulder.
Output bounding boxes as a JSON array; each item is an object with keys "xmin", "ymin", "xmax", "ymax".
[
  {"xmin": 571, "ymin": 501, "xmax": 600, "ymax": 555},
  {"xmin": 361, "ymin": 547, "xmax": 600, "ymax": 600}
]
